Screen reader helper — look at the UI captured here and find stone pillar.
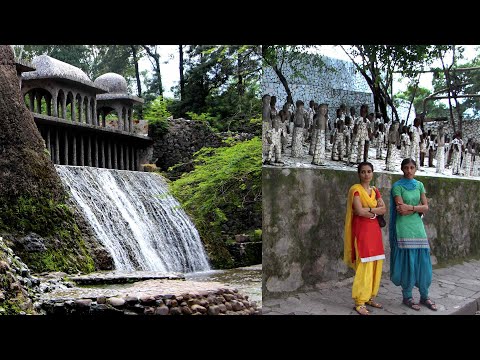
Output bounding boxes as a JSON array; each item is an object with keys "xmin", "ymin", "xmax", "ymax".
[
  {"xmin": 125, "ymin": 144, "xmax": 130, "ymax": 170},
  {"xmin": 71, "ymin": 95, "xmax": 76, "ymax": 122},
  {"xmin": 78, "ymin": 97, "xmax": 83, "ymax": 123},
  {"xmin": 86, "ymin": 98, "xmax": 91, "ymax": 124},
  {"xmin": 128, "ymin": 109, "xmax": 133, "ymax": 133},
  {"xmin": 62, "ymin": 94, "xmax": 67, "ymax": 119},
  {"xmin": 107, "ymin": 139, "xmax": 112, "ymax": 169},
  {"xmin": 46, "ymin": 128, "xmax": 51, "ymax": 160},
  {"xmin": 87, "ymin": 135, "xmax": 92, "ymax": 167},
  {"xmin": 130, "ymin": 146, "xmax": 134, "ymax": 171},
  {"xmin": 72, "ymin": 134, "xmax": 77, "ymax": 166},
  {"xmin": 119, "ymin": 144, "xmax": 124, "ymax": 170},
  {"xmin": 55, "ymin": 129, "xmax": 60, "ymax": 164},
  {"xmin": 113, "ymin": 142, "xmax": 118, "ymax": 170},
  {"xmin": 100, "ymin": 139, "xmax": 105, "ymax": 168},
  {"xmin": 52, "ymin": 91, "xmax": 58, "ymax": 117},
  {"xmin": 102, "ymin": 111, "xmax": 106, "ymax": 128},
  {"xmin": 94, "ymin": 136, "xmax": 99, "ymax": 167},
  {"xmin": 64, "ymin": 131, "xmax": 69, "ymax": 165},
  {"xmin": 80, "ymin": 135, "xmax": 84, "ymax": 166},
  {"xmin": 93, "ymin": 98, "xmax": 97, "ymax": 127}
]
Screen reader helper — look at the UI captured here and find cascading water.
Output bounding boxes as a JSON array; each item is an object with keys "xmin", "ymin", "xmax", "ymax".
[{"xmin": 55, "ymin": 165, "xmax": 210, "ymax": 273}]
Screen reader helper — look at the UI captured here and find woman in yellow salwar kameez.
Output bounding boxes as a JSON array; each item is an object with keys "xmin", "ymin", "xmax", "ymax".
[{"xmin": 344, "ymin": 162, "xmax": 387, "ymax": 315}]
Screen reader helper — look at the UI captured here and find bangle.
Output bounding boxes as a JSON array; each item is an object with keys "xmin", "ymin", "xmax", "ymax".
[{"xmin": 370, "ymin": 213, "xmax": 377, "ymax": 220}]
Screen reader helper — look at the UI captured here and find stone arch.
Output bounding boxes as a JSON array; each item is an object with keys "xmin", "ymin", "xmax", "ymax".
[
  {"xmin": 24, "ymin": 88, "xmax": 52, "ymax": 114},
  {"xmin": 97, "ymin": 106, "xmax": 118, "ymax": 129}
]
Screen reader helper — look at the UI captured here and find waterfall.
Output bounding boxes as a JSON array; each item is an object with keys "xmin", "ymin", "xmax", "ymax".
[{"xmin": 55, "ymin": 165, "xmax": 210, "ymax": 273}]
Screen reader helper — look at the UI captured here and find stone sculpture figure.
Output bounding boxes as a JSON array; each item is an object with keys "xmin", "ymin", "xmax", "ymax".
[
  {"xmin": 436, "ymin": 125, "xmax": 445, "ymax": 174},
  {"xmin": 451, "ymin": 131, "xmax": 463, "ymax": 175},
  {"xmin": 343, "ymin": 116, "xmax": 353, "ymax": 160},
  {"xmin": 265, "ymin": 113, "xmax": 286, "ymax": 165},
  {"xmin": 270, "ymin": 95, "xmax": 278, "ymax": 119},
  {"xmin": 463, "ymin": 138, "xmax": 474, "ymax": 176},
  {"xmin": 309, "ymin": 112, "xmax": 319, "ymax": 155},
  {"xmin": 348, "ymin": 107, "xmax": 359, "ymax": 165},
  {"xmin": 375, "ymin": 123, "xmax": 385, "ymax": 160},
  {"xmin": 332, "ymin": 119, "xmax": 345, "ymax": 161},
  {"xmin": 410, "ymin": 118, "xmax": 423, "ymax": 167},
  {"xmin": 356, "ymin": 105, "xmax": 370, "ymax": 163},
  {"xmin": 427, "ymin": 133, "xmax": 436, "ymax": 168},
  {"xmin": 291, "ymin": 100, "xmax": 306, "ymax": 158},
  {"xmin": 262, "ymin": 94, "xmax": 272, "ymax": 164},
  {"xmin": 279, "ymin": 108, "xmax": 289, "ymax": 153},
  {"xmin": 312, "ymin": 103, "xmax": 327, "ymax": 165},
  {"xmin": 386, "ymin": 121, "xmax": 400, "ymax": 171}
]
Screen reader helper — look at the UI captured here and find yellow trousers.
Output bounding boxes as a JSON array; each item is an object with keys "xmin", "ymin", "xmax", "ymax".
[{"xmin": 352, "ymin": 240, "xmax": 383, "ymax": 306}]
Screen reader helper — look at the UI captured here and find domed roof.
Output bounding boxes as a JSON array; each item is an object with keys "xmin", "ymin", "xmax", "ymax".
[
  {"xmin": 23, "ymin": 55, "xmax": 92, "ymax": 83},
  {"xmin": 94, "ymin": 73, "xmax": 128, "ymax": 94}
]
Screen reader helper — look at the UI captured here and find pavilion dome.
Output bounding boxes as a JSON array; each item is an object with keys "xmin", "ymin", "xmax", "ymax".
[
  {"xmin": 23, "ymin": 55, "xmax": 92, "ymax": 83},
  {"xmin": 94, "ymin": 73, "xmax": 128, "ymax": 94}
]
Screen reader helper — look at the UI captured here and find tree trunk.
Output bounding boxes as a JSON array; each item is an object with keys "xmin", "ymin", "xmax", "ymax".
[
  {"xmin": 130, "ymin": 45, "xmax": 143, "ymax": 118},
  {"xmin": 272, "ymin": 65, "xmax": 293, "ymax": 102},
  {"xmin": 237, "ymin": 54, "xmax": 244, "ymax": 96},
  {"xmin": 142, "ymin": 45, "xmax": 163, "ymax": 98},
  {"xmin": 179, "ymin": 45, "xmax": 185, "ymax": 101}
]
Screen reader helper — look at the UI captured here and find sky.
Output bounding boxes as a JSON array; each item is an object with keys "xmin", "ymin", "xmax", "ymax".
[{"xmin": 139, "ymin": 45, "xmax": 179, "ymax": 99}]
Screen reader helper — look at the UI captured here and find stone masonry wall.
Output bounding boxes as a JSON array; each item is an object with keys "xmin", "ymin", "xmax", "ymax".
[
  {"xmin": 262, "ymin": 167, "xmax": 480, "ymax": 299},
  {"xmin": 261, "ymin": 55, "xmax": 374, "ymax": 113},
  {"xmin": 151, "ymin": 119, "xmax": 224, "ymax": 172},
  {"xmin": 425, "ymin": 119, "xmax": 480, "ymax": 142}
]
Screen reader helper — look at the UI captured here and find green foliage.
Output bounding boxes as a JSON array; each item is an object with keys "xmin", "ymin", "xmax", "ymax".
[
  {"xmin": 394, "ymin": 85, "xmax": 448, "ymax": 118},
  {"xmin": 169, "ymin": 137, "xmax": 261, "ymax": 268},
  {"xmin": 143, "ymin": 96, "xmax": 172, "ymax": 136}
]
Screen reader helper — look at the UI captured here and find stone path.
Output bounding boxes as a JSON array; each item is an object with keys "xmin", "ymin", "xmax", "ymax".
[{"xmin": 263, "ymin": 259, "xmax": 480, "ymax": 315}]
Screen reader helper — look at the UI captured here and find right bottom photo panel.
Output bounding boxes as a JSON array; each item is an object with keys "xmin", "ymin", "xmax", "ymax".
[{"xmin": 261, "ymin": 44, "xmax": 480, "ymax": 315}]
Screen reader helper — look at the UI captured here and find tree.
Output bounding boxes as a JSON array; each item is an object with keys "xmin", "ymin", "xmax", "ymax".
[
  {"xmin": 341, "ymin": 45, "xmax": 442, "ymax": 123},
  {"xmin": 142, "ymin": 45, "xmax": 163, "ymax": 98},
  {"xmin": 258, "ymin": 45, "xmax": 325, "ymax": 101},
  {"xmin": 179, "ymin": 45, "xmax": 185, "ymax": 101},
  {"xmin": 170, "ymin": 45, "xmax": 261, "ymax": 128}
]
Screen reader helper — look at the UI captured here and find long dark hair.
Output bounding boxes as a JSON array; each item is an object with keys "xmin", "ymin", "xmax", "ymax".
[{"xmin": 357, "ymin": 161, "xmax": 374, "ymax": 173}]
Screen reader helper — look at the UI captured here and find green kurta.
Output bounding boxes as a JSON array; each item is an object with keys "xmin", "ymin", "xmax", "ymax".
[{"xmin": 391, "ymin": 181, "xmax": 429, "ymax": 249}]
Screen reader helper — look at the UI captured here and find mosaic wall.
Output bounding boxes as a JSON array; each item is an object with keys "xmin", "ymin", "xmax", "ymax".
[{"xmin": 261, "ymin": 55, "xmax": 374, "ymax": 113}]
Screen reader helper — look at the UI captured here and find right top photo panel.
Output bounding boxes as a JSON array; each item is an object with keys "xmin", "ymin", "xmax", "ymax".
[{"xmin": 262, "ymin": 45, "xmax": 480, "ymax": 316}]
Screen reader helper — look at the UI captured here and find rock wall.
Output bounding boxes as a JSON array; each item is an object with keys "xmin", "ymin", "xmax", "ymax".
[
  {"xmin": 151, "ymin": 118, "xmax": 224, "ymax": 172},
  {"xmin": 262, "ymin": 166, "xmax": 480, "ymax": 299},
  {"xmin": 425, "ymin": 119, "xmax": 480, "ymax": 142},
  {"xmin": 262, "ymin": 55, "xmax": 374, "ymax": 113}
]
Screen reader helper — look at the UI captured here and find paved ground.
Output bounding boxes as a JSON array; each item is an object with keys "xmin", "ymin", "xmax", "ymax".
[{"xmin": 262, "ymin": 259, "xmax": 480, "ymax": 315}]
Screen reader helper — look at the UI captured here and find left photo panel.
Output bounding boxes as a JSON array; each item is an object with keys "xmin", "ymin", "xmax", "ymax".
[{"xmin": 0, "ymin": 45, "xmax": 262, "ymax": 315}]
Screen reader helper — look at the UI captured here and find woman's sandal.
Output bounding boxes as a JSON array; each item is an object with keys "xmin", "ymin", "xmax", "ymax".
[
  {"xmin": 366, "ymin": 298, "xmax": 383, "ymax": 309},
  {"xmin": 420, "ymin": 298, "xmax": 438, "ymax": 311},
  {"xmin": 353, "ymin": 305, "xmax": 370, "ymax": 315},
  {"xmin": 402, "ymin": 298, "xmax": 421, "ymax": 311}
]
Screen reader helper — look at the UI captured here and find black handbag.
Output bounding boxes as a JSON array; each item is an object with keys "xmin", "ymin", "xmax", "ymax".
[{"xmin": 377, "ymin": 214, "xmax": 386, "ymax": 227}]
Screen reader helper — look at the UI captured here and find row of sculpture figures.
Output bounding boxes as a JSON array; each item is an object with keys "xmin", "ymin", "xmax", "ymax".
[{"xmin": 261, "ymin": 94, "xmax": 480, "ymax": 177}]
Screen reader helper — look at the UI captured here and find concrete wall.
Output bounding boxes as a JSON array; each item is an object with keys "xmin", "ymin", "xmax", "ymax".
[{"xmin": 262, "ymin": 166, "xmax": 480, "ymax": 299}]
